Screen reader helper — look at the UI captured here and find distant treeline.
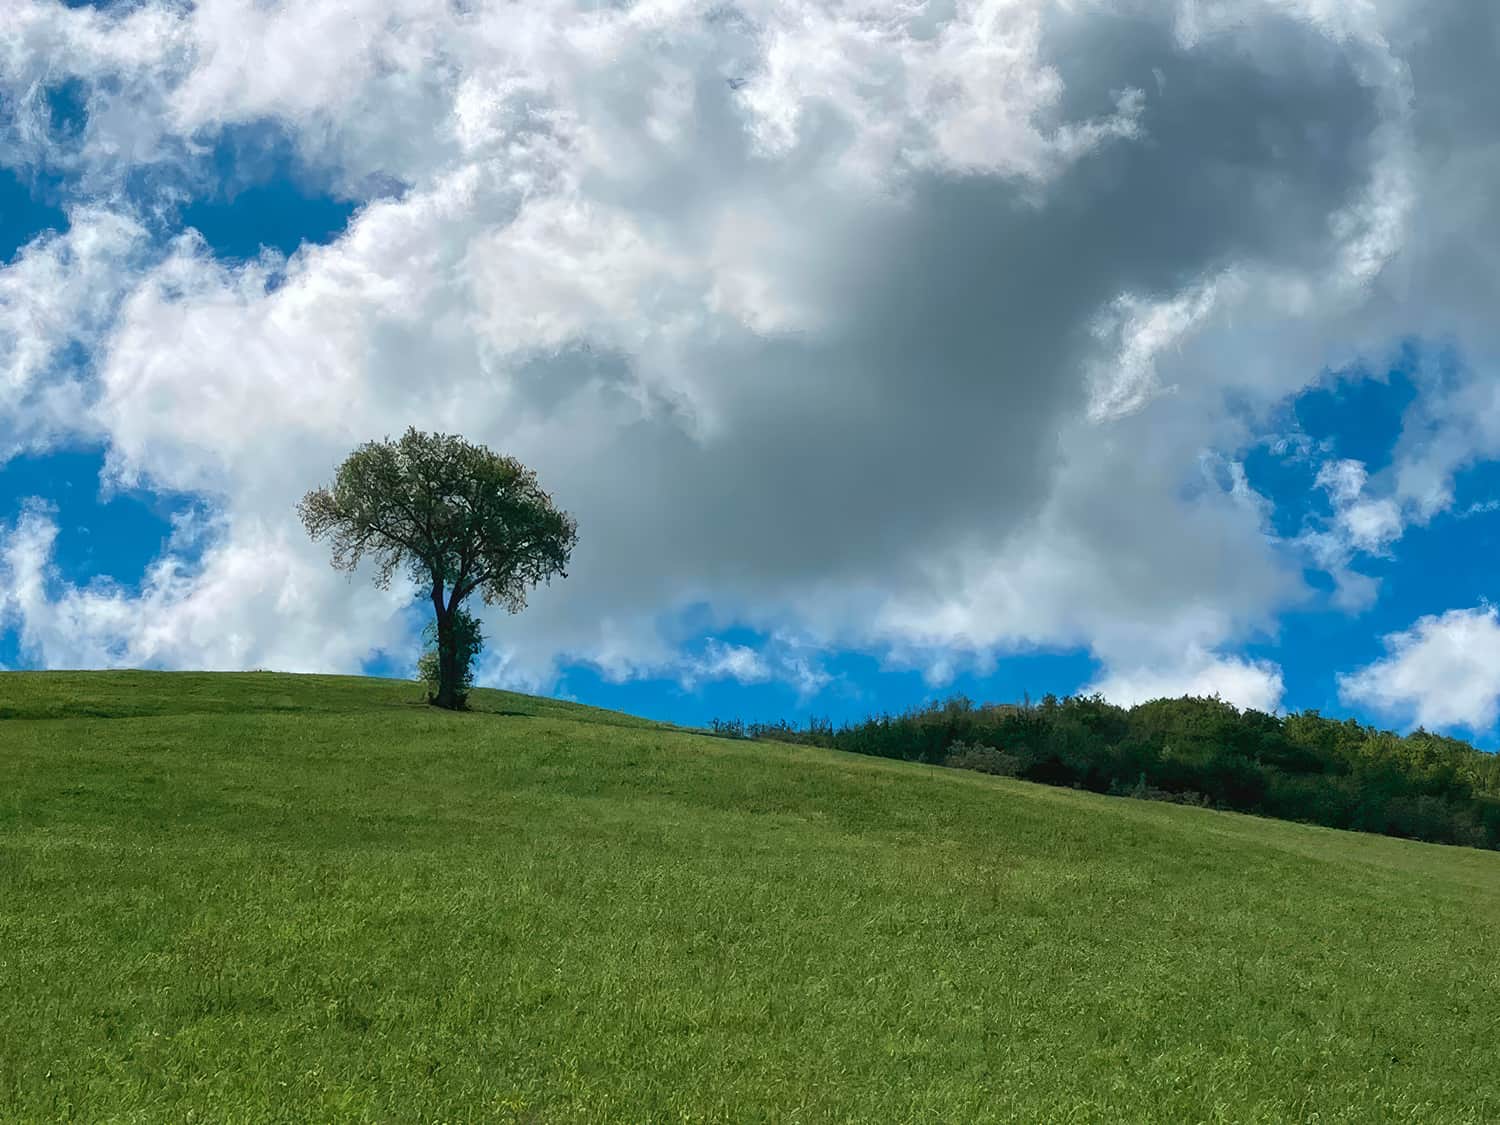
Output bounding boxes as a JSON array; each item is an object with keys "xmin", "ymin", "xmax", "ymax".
[{"xmin": 709, "ymin": 694, "xmax": 1500, "ymax": 850}]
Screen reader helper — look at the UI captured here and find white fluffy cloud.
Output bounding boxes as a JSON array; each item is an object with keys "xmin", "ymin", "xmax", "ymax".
[
  {"xmin": 1088, "ymin": 649, "xmax": 1285, "ymax": 715},
  {"xmin": 1289, "ymin": 457, "xmax": 1402, "ymax": 613},
  {"xmin": 0, "ymin": 0, "xmax": 1496, "ymax": 716},
  {"xmin": 0, "ymin": 208, "xmax": 147, "ymax": 456},
  {"xmin": 1314, "ymin": 460, "xmax": 1403, "ymax": 555},
  {"xmin": 0, "ymin": 502, "xmax": 413, "ymax": 672},
  {"xmin": 677, "ymin": 637, "xmax": 830, "ymax": 697},
  {"xmin": 1339, "ymin": 607, "xmax": 1500, "ymax": 732}
]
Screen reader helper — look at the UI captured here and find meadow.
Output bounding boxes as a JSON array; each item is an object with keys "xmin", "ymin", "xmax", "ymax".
[{"xmin": 2, "ymin": 671, "xmax": 1498, "ymax": 1122}]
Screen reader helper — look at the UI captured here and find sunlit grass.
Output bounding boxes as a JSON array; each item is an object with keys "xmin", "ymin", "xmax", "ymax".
[{"xmin": 2, "ymin": 671, "xmax": 1498, "ymax": 1122}]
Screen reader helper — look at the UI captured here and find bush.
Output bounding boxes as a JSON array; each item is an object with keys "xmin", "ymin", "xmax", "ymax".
[
  {"xmin": 417, "ymin": 649, "xmax": 440, "ymax": 692},
  {"xmin": 944, "ymin": 741, "xmax": 1023, "ymax": 777},
  {"xmin": 1107, "ymin": 773, "xmax": 1214, "ymax": 808},
  {"xmin": 416, "ymin": 608, "xmax": 483, "ymax": 708}
]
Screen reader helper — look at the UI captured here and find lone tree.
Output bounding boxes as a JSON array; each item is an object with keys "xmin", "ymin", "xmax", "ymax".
[{"xmin": 299, "ymin": 428, "xmax": 577, "ymax": 709}]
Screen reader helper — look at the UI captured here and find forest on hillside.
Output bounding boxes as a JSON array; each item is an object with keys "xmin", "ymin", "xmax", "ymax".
[{"xmin": 713, "ymin": 694, "xmax": 1500, "ymax": 850}]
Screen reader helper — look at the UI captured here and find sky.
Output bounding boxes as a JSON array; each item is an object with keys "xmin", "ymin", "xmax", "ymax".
[{"xmin": 4, "ymin": 1, "xmax": 1500, "ymax": 745}]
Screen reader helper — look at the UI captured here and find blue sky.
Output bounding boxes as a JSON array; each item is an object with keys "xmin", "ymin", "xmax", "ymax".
[{"xmin": 5, "ymin": 0, "xmax": 1500, "ymax": 747}]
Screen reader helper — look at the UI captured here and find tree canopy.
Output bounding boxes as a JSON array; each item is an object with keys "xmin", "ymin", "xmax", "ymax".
[
  {"xmin": 711, "ymin": 693, "xmax": 1500, "ymax": 850},
  {"xmin": 300, "ymin": 427, "xmax": 577, "ymax": 708}
]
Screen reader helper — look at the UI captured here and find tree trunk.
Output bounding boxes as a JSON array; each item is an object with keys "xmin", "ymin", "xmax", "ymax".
[{"xmin": 432, "ymin": 607, "xmax": 462, "ymax": 710}]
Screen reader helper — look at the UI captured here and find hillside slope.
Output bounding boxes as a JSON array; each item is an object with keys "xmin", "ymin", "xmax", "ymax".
[{"xmin": 2, "ymin": 672, "xmax": 1497, "ymax": 1122}]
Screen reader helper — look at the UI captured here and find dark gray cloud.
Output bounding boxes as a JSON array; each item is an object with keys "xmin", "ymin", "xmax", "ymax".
[{"xmin": 501, "ymin": 8, "xmax": 1384, "ymax": 629}]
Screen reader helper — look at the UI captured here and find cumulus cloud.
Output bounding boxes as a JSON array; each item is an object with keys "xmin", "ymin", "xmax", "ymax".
[
  {"xmin": 0, "ymin": 502, "xmax": 414, "ymax": 672},
  {"xmin": 1088, "ymin": 648, "xmax": 1285, "ymax": 714},
  {"xmin": 0, "ymin": 208, "xmax": 148, "ymax": 455},
  {"xmin": 1339, "ymin": 606, "xmax": 1500, "ymax": 733},
  {"xmin": 1320, "ymin": 2, "xmax": 1500, "ymax": 537},
  {"xmin": 1, "ymin": 0, "xmax": 1497, "ymax": 711}
]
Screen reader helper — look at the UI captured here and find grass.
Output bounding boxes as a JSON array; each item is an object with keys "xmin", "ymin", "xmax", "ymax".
[{"xmin": 2, "ymin": 671, "xmax": 1499, "ymax": 1123}]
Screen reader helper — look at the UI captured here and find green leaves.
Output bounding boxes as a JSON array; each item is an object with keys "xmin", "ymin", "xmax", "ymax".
[
  {"xmin": 301, "ymin": 427, "xmax": 577, "ymax": 604},
  {"xmin": 417, "ymin": 608, "xmax": 483, "ymax": 707},
  {"xmin": 300, "ymin": 428, "xmax": 578, "ymax": 707}
]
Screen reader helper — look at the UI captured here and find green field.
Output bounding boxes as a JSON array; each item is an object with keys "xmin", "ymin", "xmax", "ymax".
[{"xmin": 2, "ymin": 672, "xmax": 1498, "ymax": 1122}]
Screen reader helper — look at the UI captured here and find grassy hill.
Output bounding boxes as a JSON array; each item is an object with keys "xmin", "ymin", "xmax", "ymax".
[{"xmin": 2, "ymin": 672, "xmax": 1498, "ymax": 1123}]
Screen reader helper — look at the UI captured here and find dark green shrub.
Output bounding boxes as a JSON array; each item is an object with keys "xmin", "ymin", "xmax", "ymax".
[
  {"xmin": 944, "ymin": 741, "xmax": 1023, "ymax": 777},
  {"xmin": 416, "ymin": 607, "xmax": 483, "ymax": 708}
]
